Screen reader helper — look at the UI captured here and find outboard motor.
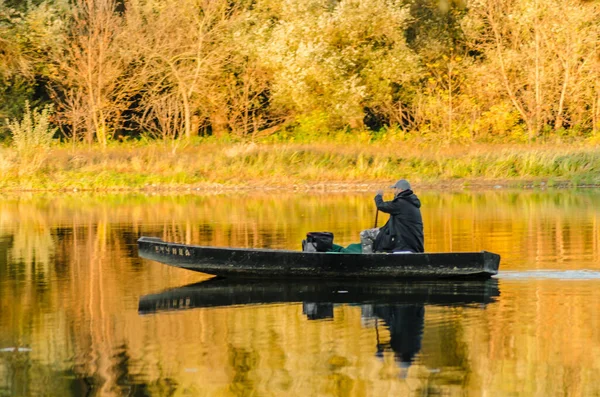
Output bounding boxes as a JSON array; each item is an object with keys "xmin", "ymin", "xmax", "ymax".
[{"xmin": 302, "ymin": 232, "xmax": 334, "ymax": 252}]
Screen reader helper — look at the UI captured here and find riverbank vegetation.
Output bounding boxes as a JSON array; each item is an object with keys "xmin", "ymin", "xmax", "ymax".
[
  {"xmin": 1, "ymin": 139, "xmax": 598, "ymax": 190},
  {"xmin": 0, "ymin": 0, "xmax": 599, "ymax": 190}
]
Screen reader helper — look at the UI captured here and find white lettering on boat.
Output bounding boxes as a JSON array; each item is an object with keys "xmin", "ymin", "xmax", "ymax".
[{"xmin": 154, "ymin": 244, "xmax": 192, "ymax": 257}]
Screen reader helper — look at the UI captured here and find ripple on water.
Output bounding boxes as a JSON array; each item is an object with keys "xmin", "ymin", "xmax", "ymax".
[{"xmin": 497, "ymin": 270, "xmax": 600, "ymax": 280}]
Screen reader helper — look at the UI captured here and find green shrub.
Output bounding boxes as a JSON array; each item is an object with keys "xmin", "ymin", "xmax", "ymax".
[
  {"xmin": 6, "ymin": 101, "xmax": 57, "ymax": 154},
  {"xmin": 5, "ymin": 101, "xmax": 57, "ymax": 173}
]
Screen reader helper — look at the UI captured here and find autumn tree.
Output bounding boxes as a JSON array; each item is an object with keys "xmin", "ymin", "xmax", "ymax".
[
  {"xmin": 464, "ymin": 0, "xmax": 600, "ymax": 141},
  {"xmin": 215, "ymin": 10, "xmax": 284, "ymax": 138},
  {"xmin": 48, "ymin": 0, "xmax": 133, "ymax": 144},
  {"xmin": 0, "ymin": 4, "xmax": 31, "ymax": 129},
  {"xmin": 125, "ymin": 0, "xmax": 249, "ymax": 139},
  {"xmin": 255, "ymin": 0, "xmax": 418, "ymax": 132},
  {"xmin": 0, "ymin": 1, "xmax": 71, "ymax": 143}
]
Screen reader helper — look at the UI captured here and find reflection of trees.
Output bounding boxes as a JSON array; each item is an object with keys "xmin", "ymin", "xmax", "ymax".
[
  {"xmin": 1, "ymin": 190, "xmax": 599, "ymax": 269},
  {"xmin": 0, "ymin": 190, "xmax": 599, "ymax": 394},
  {"xmin": 423, "ymin": 190, "xmax": 600, "ymax": 269},
  {"xmin": 0, "ymin": 348, "xmax": 179, "ymax": 396},
  {"xmin": 0, "ymin": 356, "xmax": 90, "ymax": 396},
  {"xmin": 465, "ymin": 279, "xmax": 600, "ymax": 396},
  {"xmin": 418, "ymin": 306, "xmax": 473, "ymax": 393},
  {"xmin": 1, "ymin": 202, "xmax": 55, "ymax": 282}
]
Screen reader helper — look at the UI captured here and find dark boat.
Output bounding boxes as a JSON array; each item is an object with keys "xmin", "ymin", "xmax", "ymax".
[
  {"xmin": 138, "ymin": 278, "xmax": 500, "ymax": 315},
  {"xmin": 137, "ymin": 236, "xmax": 500, "ymax": 279}
]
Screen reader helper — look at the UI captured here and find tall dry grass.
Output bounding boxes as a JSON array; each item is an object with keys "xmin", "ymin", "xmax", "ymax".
[{"xmin": 0, "ymin": 140, "xmax": 598, "ymax": 190}]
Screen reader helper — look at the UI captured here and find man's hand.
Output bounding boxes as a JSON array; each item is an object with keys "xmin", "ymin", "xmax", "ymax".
[{"xmin": 376, "ymin": 190, "xmax": 384, "ymax": 196}]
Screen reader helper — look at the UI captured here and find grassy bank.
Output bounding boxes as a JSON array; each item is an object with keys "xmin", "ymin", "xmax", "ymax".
[{"xmin": 1, "ymin": 140, "xmax": 599, "ymax": 191}]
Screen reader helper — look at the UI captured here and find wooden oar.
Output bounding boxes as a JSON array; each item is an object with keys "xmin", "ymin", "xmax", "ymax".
[{"xmin": 374, "ymin": 209, "xmax": 379, "ymax": 228}]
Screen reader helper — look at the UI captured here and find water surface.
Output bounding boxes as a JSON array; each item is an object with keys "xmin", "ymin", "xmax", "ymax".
[{"xmin": 0, "ymin": 189, "xmax": 599, "ymax": 396}]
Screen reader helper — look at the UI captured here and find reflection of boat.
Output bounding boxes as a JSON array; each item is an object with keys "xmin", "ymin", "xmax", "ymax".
[
  {"xmin": 137, "ymin": 278, "xmax": 500, "ymax": 315},
  {"xmin": 138, "ymin": 278, "xmax": 498, "ymax": 375},
  {"xmin": 137, "ymin": 237, "xmax": 500, "ymax": 279}
]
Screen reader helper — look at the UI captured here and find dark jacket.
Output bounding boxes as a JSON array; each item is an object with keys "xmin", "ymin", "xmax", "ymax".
[{"xmin": 373, "ymin": 190, "xmax": 424, "ymax": 253}]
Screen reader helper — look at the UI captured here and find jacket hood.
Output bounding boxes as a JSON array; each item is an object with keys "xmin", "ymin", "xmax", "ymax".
[{"xmin": 396, "ymin": 189, "xmax": 421, "ymax": 208}]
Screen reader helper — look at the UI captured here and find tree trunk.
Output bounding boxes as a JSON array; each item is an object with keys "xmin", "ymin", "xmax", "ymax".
[
  {"xmin": 533, "ymin": 1, "xmax": 542, "ymax": 141},
  {"xmin": 447, "ymin": 63, "xmax": 453, "ymax": 142},
  {"xmin": 210, "ymin": 109, "xmax": 228, "ymax": 137},
  {"xmin": 594, "ymin": 88, "xmax": 600, "ymax": 136},
  {"xmin": 180, "ymin": 89, "xmax": 192, "ymax": 140},
  {"xmin": 555, "ymin": 60, "xmax": 569, "ymax": 131}
]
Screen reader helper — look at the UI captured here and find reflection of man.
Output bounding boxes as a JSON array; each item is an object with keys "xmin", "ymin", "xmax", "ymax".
[
  {"xmin": 365, "ymin": 304, "xmax": 425, "ymax": 375},
  {"xmin": 301, "ymin": 301, "xmax": 425, "ymax": 376}
]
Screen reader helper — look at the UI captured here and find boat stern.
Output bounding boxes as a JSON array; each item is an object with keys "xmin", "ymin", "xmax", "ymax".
[{"xmin": 481, "ymin": 251, "xmax": 501, "ymax": 276}]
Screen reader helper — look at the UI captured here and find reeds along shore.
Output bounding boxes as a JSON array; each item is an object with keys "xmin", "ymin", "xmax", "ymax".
[{"xmin": 0, "ymin": 140, "xmax": 598, "ymax": 191}]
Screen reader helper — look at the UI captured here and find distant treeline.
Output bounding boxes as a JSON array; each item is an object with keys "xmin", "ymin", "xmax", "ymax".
[{"xmin": 1, "ymin": 0, "xmax": 600, "ymax": 144}]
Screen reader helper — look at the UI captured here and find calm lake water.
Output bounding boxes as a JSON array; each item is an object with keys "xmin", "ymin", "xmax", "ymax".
[{"xmin": 1, "ymin": 189, "xmax": 599, "ymax": 396}]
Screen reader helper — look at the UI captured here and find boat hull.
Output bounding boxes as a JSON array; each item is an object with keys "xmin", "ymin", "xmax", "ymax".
[{"xmin": 137, "ymin": 237, "xmax": 500, "ymax": 279}]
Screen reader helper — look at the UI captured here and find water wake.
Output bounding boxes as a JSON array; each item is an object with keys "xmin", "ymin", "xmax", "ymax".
[{"xmin": 497, "ymin": 270, "xmax": 600, "ymax": 280}]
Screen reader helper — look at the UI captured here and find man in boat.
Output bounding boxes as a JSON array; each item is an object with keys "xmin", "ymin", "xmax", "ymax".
[{"xmin": 361, "ymin": 179, "xmax": 424, "ymax": 253}]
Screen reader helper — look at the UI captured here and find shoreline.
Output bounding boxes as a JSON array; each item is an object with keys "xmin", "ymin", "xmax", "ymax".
[{"xmin": 0, "ymin": 179, "xmax": 598, "ymax": 194}]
